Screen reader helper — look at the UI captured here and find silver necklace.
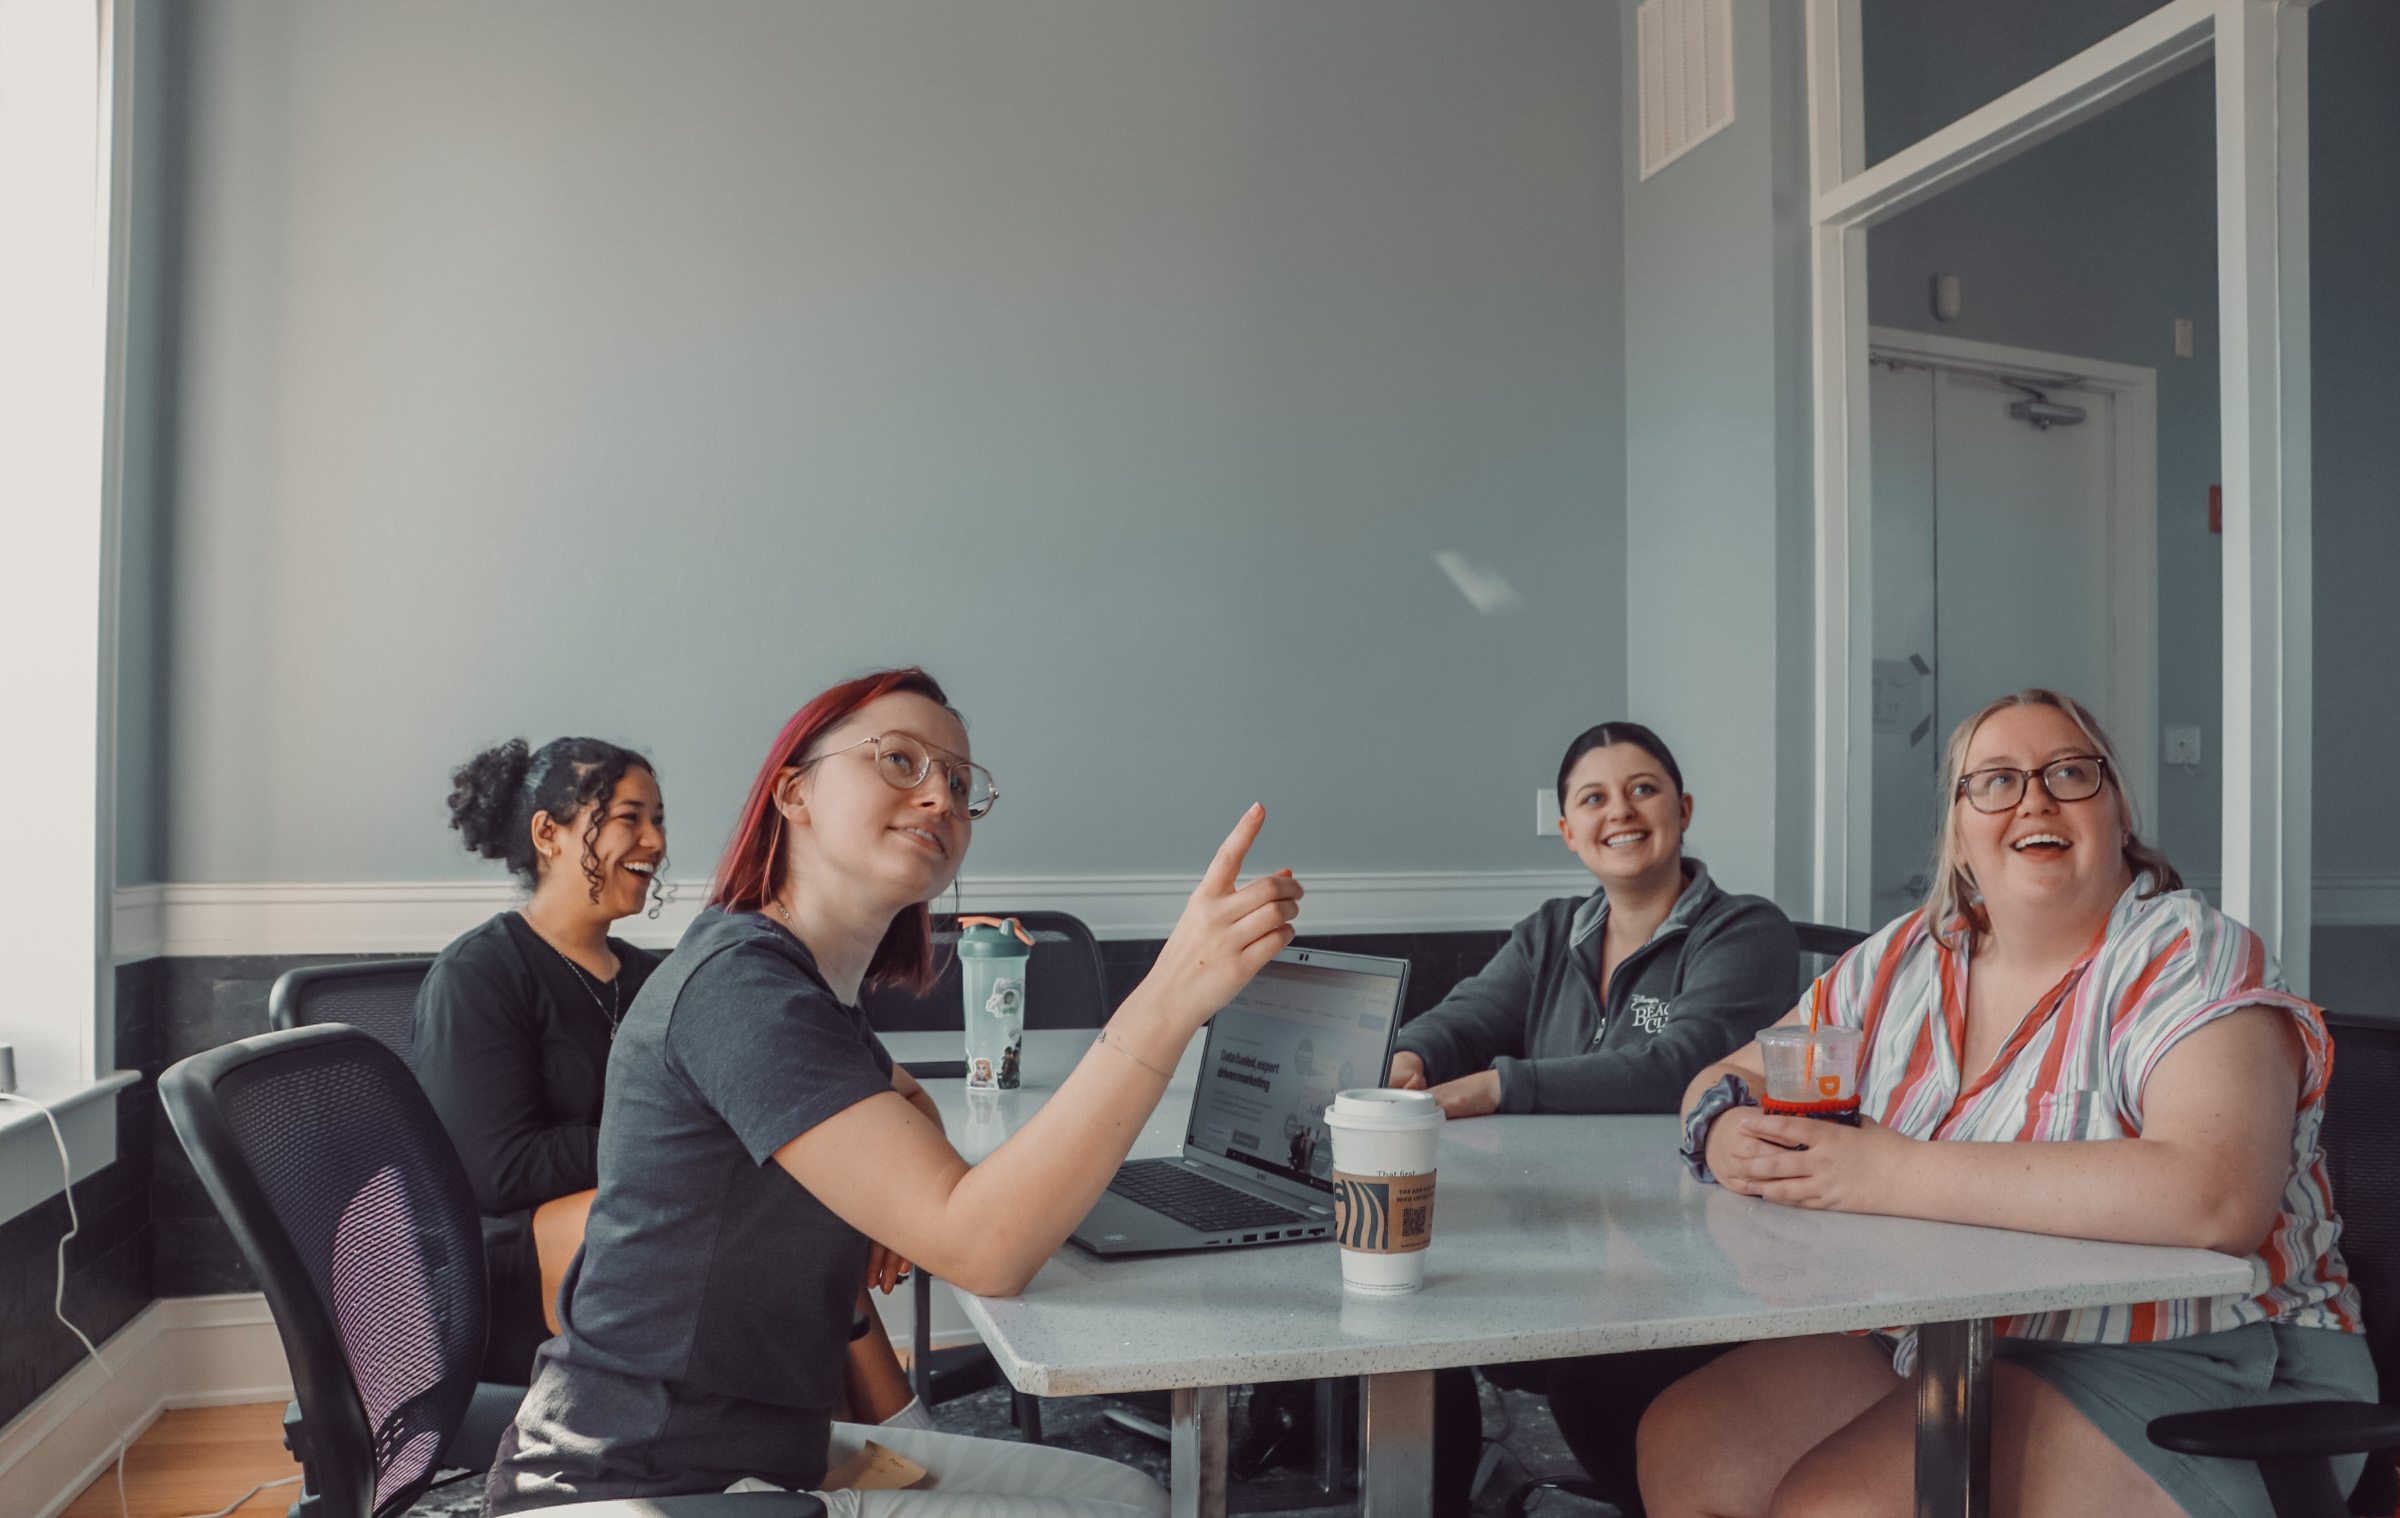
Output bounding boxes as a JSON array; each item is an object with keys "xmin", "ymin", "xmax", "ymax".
[{"xmin": 535, "ymin": 929, "xmax": 622, "ymax": 1037}]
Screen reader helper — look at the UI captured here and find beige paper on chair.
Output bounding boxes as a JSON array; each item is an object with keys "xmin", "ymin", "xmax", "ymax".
[{"xmin": 821, "ymin": 1440, "xmax": 929, "ymax": 1492}]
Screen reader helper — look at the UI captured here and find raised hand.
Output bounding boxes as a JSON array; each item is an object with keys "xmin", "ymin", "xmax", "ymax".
[{"xmin": 1139, "ymin": 804, "xmax": 1304, "ymax": 1033}]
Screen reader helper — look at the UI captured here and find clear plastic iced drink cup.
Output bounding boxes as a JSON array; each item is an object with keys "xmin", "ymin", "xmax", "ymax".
[
  {"xmin": 1757, "ymin": 1025, "xmax": 1864, "ymax": 1124},
  {"xmin": 1323, "ymin": 1089, "xmax": 1444, "ymax": 1294}
]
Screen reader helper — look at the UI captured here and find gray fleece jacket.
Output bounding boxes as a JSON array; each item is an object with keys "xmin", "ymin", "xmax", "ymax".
[{"xmin": 1394, "ymin": 859, "xmax": 1798, "ymax": 1114}]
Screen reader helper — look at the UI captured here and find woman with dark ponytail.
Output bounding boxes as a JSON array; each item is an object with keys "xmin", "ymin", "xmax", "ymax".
[{"xmin": 414, "ymin": 736, "xmax": 669, "ymax": 1383}]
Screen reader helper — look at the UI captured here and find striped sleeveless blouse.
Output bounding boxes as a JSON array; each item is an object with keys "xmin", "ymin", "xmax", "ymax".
[{"xmin": 1819, "ymin": 877, "xmax": 2360, "ymax": 1365}]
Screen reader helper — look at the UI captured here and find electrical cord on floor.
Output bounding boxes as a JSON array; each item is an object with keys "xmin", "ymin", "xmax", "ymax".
[
  {"xmin": 168, "ymin": 1474, "xmax": 303, "ymax": 1518},
  {"xmin": 0, "ymin": 1090, "xmax": 135, "ymax": 1518},
  {"xmin": 0, "ymin": 1090, "xmax": 305, "ymax": 1518}
]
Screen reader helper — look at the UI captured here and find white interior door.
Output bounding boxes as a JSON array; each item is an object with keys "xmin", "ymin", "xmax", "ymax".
[
  {"xmin": 1868, "ymin": 359, "xmax": 2123, "ymax": 928},
  {"xmin": 1933, "ymin": 368, "xmax": 2118, "ymax": 739}
]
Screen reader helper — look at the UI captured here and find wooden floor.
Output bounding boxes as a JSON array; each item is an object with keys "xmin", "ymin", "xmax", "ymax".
[{"xmin": 60, "ymin": 1401, "xmax": 302, "ymax": 1518}]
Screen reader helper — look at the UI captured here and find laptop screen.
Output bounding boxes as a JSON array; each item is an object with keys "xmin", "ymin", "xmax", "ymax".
[{"xmin": 1184, "ymin": 951, "xmax": 1407, "ymax": 1191}]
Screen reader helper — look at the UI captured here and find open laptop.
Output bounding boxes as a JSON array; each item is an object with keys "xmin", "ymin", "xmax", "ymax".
[{"xmin": 1070, "ymin": 945, "xmax": 1409, "ymax": 1256}]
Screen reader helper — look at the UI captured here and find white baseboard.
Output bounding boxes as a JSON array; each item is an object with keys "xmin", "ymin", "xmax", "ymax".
[
  {"xmin": 109, "ymin": 869, "xmax": 2400, "ymax": 962},
  {"xmin": 0, "ymin": 1293, "xmax": 291, "ymax": 1518},
  {"xmin": 110, "ymin": 870, "xmax": 1595, "ymax": 960}
]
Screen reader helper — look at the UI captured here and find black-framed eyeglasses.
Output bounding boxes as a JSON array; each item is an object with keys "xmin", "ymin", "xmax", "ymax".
[
  {"xmin": 1954, "ymin": 754, "xmax": 2109, "ymax": 814},
  {"xmin": 801, "ymin": 732, "xmax": 999, "ymax": 820}
]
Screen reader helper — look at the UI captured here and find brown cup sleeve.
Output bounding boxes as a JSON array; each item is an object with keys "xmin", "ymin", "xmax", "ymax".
[{"xmin": 1332, "ymin": 1169, "xmax": 1437, "ymax": 1255}]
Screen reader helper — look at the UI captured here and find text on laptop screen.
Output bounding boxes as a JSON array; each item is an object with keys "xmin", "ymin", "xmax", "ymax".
[{"xmin": 1187, "ymin": 959, "xmax": 1404, "ymax": 1189}]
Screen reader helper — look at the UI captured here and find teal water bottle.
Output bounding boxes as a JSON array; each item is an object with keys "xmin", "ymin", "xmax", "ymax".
[{"xmin": 957, "ymin": 916, "xmax": 1032, "ymax": 1090}]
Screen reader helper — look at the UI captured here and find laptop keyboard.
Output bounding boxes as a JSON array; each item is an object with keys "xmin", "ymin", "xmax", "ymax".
[{"xmin": 1109, "ymin": 1158, "xmax": 1311, "ymax": 1234}]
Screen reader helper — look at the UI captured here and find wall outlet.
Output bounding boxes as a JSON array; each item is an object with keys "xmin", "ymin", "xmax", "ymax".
[
  {"xmin": 2163, "ymin": 725, "xmax": 2203, "ymax": 767},
  {"xmin": 2173, "ymin": 317, "xmax": 2195, "ymax": 358},
  {"xmin": 1536, "ymin": 787, "xmax": 1560, "ymax": 838}
]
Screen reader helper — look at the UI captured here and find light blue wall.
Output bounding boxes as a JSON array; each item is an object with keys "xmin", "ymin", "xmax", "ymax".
[
  {"xmin": 129, "ymin": 0, "xmax": 1625, "ymax": 885},
  {"xmin": 1619, "ymin": 0, "xmax": 1813, "ymax": 911}
]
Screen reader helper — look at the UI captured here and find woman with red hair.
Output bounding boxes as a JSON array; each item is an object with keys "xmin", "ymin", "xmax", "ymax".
[{"xmin": 488, "ymin": 667, "xmax": 1301, "ymax": 1516}]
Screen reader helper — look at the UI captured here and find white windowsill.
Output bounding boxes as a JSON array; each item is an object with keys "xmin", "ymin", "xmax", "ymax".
[{"xmin": 0, "ymin": 1071, "xmax": 139, "ymax": 1227}]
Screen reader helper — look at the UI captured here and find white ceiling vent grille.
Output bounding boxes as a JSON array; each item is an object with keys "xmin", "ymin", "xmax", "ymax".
[{"xmin": 1637, "ymin": 0, "xmax": 1735, "ymax": 180}]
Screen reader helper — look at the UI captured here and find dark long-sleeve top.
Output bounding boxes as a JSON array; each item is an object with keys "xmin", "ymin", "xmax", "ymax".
[
  {"xmin": 414, "ymin": 911, "xmax": 658, "ymax": 1380},
  {"xmin": 1393, "ymin": 859, "xmax": 1798, "ymax": 1113}
]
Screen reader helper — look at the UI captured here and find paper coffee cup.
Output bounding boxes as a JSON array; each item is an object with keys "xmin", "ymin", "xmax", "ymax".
[{"xmin": 1323, "ymin": 1088, "xmax": 1444, "ymax": 1294}]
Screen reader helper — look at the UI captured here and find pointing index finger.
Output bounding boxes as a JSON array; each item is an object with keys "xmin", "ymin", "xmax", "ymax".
[{"xmin": 1199, "ymin": 803, "xmax": 1266, "ymax": 894}]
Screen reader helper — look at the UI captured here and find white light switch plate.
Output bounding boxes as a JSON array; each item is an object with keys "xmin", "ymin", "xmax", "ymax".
[
  {"xmin": 1536, "ymin": 787, "xmax": 1560, "ymax": 838},
  {"xmin": 2164, "ymin": 726, "xmax": 2202, "ymax": 767}
]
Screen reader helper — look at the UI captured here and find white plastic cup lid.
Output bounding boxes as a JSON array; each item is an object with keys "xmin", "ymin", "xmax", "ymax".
[{"xmin": 1326, "ymin": 1088, "xmax": 1444, "ymax": 1129}]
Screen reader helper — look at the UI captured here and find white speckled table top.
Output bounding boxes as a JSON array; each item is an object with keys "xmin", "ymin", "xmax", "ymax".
[{"xmin": 886, "ymin": 1029, "xmax": 2252, "ymax": 1398}]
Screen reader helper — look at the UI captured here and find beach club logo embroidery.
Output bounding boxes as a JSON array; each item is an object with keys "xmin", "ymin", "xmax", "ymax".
[
  {"xmin": 1331, "ymin": 1171, "xmax": 1437, "ymax": 1255},
  {"xmin": 1628, "ymin": 995, "xmax": 1672, "ymax": 1034}
]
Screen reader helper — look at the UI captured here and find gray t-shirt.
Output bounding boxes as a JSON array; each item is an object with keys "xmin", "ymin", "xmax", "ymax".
[{"xmin": 488, "ymin": 906, "xmax": 896, "ymax": 1508}]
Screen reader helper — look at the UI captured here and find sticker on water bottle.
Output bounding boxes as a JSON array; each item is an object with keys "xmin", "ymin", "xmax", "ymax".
[
  {"xmin": 1331, "ymin": 1171, "xmax": 1437, "ymax": 1254},
  {"xmin": 975, "ymin": 977, "xmax": 1025, "ymax": 1089}
]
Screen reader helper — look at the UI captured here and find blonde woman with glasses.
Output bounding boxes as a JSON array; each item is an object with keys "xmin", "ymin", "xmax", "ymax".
[{"xmin": 1642, "ymin": 689, "xmax": 2370, "ymax": 1518}]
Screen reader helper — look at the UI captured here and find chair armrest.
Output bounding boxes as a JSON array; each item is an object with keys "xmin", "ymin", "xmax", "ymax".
[{"xmin": 2148, "ymin": 1400, "xmax": 2400, "ymax": 1460}]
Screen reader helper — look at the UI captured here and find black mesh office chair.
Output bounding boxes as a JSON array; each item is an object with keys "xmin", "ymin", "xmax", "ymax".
[
  {"xmin": 158, "ymin": 1026, "xmax": 823, "ymax": 1518},
  {"xmin": 263, "ymin": 956, "xmax": 491, "ymax": 1479},
  {"xmin": 1791, "ymin": 921, "xmax": 1868, "ymax": 994},
  {"xmin": 266, "ymin": 958, "xmax": 437, "ymax": 1068},
  {"xmin": 2145, "ymin": 1011, "xmax": 2400, "ymax": 1517},
  {"xmin": 859, "ymin": 912, "xmax": 1112, "ymax": 1442}
]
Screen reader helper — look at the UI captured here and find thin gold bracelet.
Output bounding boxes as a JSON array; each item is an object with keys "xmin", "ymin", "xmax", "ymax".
[{"xmin": 1095, "ymin": 1027, "xmax": 1175, "ymax": 1080}]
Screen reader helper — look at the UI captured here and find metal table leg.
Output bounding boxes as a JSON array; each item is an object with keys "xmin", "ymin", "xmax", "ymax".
[
  {"xmin": 1314, "ymin": 1378, "xmax": 1346, "ymax": 1497},
  {"xmin": 1359, "ymin": 1369, "xmax": 1436, "ymax": 1518},
  {"xmin": 910, "ymin": 1271, "xmax": 935, "ymax": 1407},
  {"xmin": 1914, "ymin": 1318, "xmax": 1993, "ymax": 1518},
  {"xmin": 1171, "ymin": 1386, "xmax": 1229, "ymax": 1518}
]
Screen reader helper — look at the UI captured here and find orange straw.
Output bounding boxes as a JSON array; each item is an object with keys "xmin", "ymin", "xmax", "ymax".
[{"xmin": 1804, "ymin": 978, "xmax": 1824, "ymax": 1088}]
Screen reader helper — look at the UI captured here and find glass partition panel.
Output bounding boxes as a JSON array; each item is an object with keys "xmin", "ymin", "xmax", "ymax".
[
  {"xmin": 1861, "ymin": 0, "xmax": 2182, "ymax": 168},
  {"xmin": 1862, "ymin": 62, "xmax": 2220, "ymax": 923}
]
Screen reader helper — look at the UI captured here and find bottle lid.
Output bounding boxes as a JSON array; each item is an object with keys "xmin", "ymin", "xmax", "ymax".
[
  {"xmin": 955, "ymin": 915, "xmax": 1033, "ymax": 958},
  {"xmin": 1326, "ymin": 1088, "xmax": 1444, "ymax": 1130}
]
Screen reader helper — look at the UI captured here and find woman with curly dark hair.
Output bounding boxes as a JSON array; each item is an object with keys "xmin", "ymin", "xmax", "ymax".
[{"xmin": 415, "ymin": 735, "xmax": 669, "ymax": 1383}]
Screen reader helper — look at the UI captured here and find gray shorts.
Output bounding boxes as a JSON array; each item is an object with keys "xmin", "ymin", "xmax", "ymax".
[{"xmin": 1999, "ymin": 1322, "xmax": 2376, "ymax": 1518}]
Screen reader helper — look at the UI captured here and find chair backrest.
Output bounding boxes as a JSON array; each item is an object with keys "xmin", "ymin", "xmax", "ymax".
[
  {"xmin": 2321, "ymin": 1013, "xmax": 2400, "ymax": 1397},
  {"xmin": 1791, "ymin": 921, "xmax": 1869, "ymax": 996},
  {"xmin": 267, "ymin": 958, "xmax": 437, "ymax": 1069},
  {"xmin": 159, "ymin": 1025, "xmax": 488, "ymax": 1518},
  {"xmin": 857, "ymin": 911, "xmax": 1109, "ymax": 1032}
]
